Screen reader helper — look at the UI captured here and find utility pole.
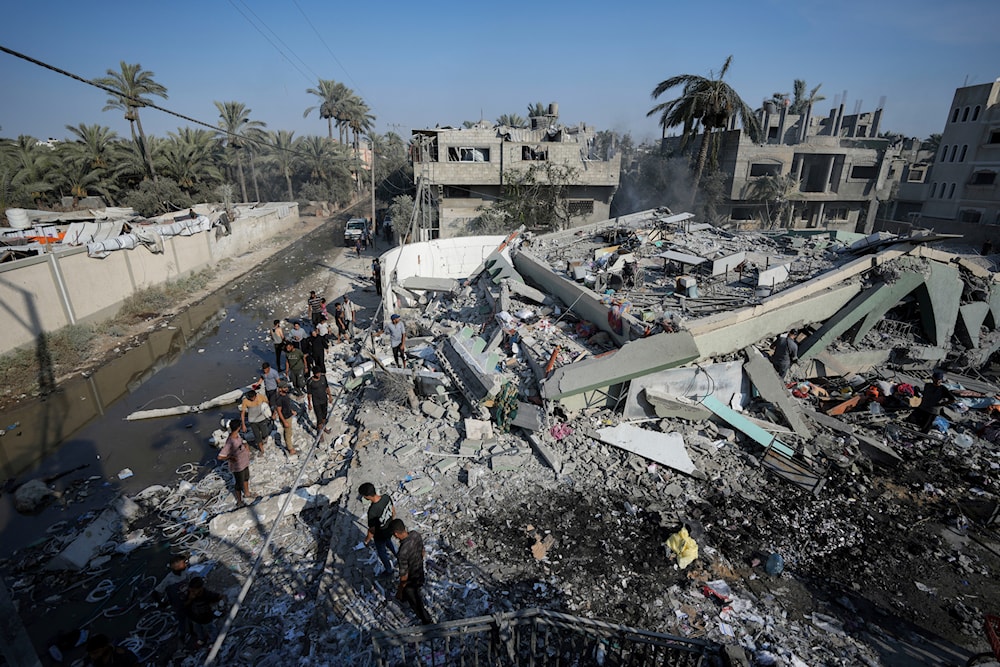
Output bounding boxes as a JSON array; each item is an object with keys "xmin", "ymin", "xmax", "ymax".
[{"xmin": 370, "ymin": 139, "xmax": 376, "ymax": 230}]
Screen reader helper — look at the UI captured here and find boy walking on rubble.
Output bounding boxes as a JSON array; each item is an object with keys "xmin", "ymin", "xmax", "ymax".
[
  {"xmin": 218, "ymin": 419, "xmax": 257, "ymax": 507},
  {"xmin": 360, "ymin": 483, "xmax": 397, "ymax": 576}
]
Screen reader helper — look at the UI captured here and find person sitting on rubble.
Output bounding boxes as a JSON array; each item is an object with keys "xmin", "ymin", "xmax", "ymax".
[
  {"xmin": 770, "ymin": 330, "xmax": 798, "ymax": 380},
  {"xmin": 906, "ymin": 370, "xmax": 956, "ymax": 434}
]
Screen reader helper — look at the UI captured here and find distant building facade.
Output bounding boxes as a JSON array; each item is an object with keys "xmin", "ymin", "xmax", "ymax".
[
  {"xmin": 664, "ymin": 100, "xmax": 901, "ymax": 232},
  {"xmin": 920, "ymin": 79, "xmax": 1000, "ymax": 228},
  {"xmin": 411, "ymin": 105, "xmax": 621, "ymax": 239}
]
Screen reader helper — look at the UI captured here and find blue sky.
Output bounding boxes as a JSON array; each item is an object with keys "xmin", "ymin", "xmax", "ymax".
[{"xmin": 1, "ymin": 0, "xmax": 998, "ymax": 145}]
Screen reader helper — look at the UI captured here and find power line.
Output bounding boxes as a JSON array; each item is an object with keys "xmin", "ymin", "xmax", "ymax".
[
  {"xmin": 291, "ymin": 0, "xmax": 368, "ymax": 103},
  {"xmin": 229, "ymin": 0, "xmax": 319, "ymax": 84}
]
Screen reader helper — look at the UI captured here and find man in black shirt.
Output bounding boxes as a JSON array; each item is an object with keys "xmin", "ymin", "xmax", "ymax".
[
  {"xmin": 303, "ymin": 328, "xmax": 327, "ymax": 375},
  {"xmin": 360, "ymin": 482, "xmax": 396, "ymax": 576},
  {"xmin": 306, "ymin": 370, "xmax": 332, "ymax": 433},
  {"xmin": 390, "ymin": 518, "xmax": 433, "ymax": 624},
  {"xmin": 908, "ymin": 370, "xmax": 956, "ymax": 433}
]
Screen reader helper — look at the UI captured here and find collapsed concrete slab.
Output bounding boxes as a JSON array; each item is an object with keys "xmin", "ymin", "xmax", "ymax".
[
  {"xmin": 47, "ymin": 497, "xmax": 140, "ymax": 570},
  {"xmin": 623, "ymin": 361, "xmax": 746, "ymax": 420},
  {"xmin": 593, "ymin": 424, "xmax": 699, "ymax": 476},
  {"xmin": 957, "ymin": 302, "xmax": 990, "ymax": 349},
  {"xmin": 437, "ymin": 327, "xmax": 504, "ymax": 402},
  {"xmin": 915, "ymin": 261, "xmax": 963, "ymax": 346}
]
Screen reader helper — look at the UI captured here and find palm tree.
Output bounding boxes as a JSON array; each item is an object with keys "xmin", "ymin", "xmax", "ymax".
[
  {"xmin": 790, "ymin": 80, "xmax": 825, "ymax": 115},
  {"xmin": 304, "ymin": 79, "xmax": 350, "ymax": 141},
  {"xmin": 265, "ymin": 130, "xmax": 297, "ymax": 201},
  {"xmin": 526, "ymin": 102, "xmax": 548, "ymax": 118},
  {"xmin": 96, "ymin": 61, "xmax": 167, "ymax": 182},
  {"xmin": 496, "ymin": 113, "xmax": 527, "ymax": 128},
  {"xmin": 746, "ymin": 173, "xmax": 800, "ymax": 228},
  {"xmin": 342, "ymin": 95, "xmax": 375, "ymax": 154},
  {"xmin": 64, "ymin": 124, "xmax": 119, "ymax": 170},
  {"xmin": 648, "ymin": 55, "xmax": 762, "ymax": 207},
  {"xmin": 214, "ymin": 100, "xmax": 266, "ymax": 202},
  {"xmin": 161, "ymin": 128, "xmax": 222, "ymax": 193}
]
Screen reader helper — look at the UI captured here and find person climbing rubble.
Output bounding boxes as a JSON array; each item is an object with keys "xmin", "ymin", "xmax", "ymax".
[
  {"xmin": 307, "ymin": 369, "xmax": 332, "ymax": 433},
  {"xmin": 360, "ymin": 482, "xmax": 397, "ymax": 576},
  {"xmin": 907, "ymin": 370, "xmax": 957, "ymax": 433},
  {"xmin": 390, "ymin": 518, "xmax": 434, "ymax": 625},
  {"xmin": 770, "ymin": 329, "xmax": 798, "ymax": 380},
  {"xmin": 217, "ymin": 419, "xmax": 257, "ymax": 507},
  {"xmin": 283, "ymin": 341, "xmax": 307, "ymax": 395},
  {"xmin": 182, "ymin": 577, "xmax": 224, "ymax": 648},
  {"xmin": 151, "ymin": 554, "xmax": 193, "ymax": 643},
  {"xmin": 239, "ymin": 389, "xmax": 271, "ymax": 454},
  {"xmin": 275, "ymin": 382, "xmax": 299, "ymax": 456}
]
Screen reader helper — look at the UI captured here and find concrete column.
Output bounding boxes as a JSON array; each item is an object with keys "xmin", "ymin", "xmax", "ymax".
[
  {"xmin": 822, "ymin": 156, "xmax": 836, "ymax": 193},
  {"xmin": 816, "ymin": 202, "xmax": 826, "ymax": 228},
  {"xmin": 46, "ymin": 252, "xmax": 76, "ymax": 325},
  {"xmin": 777, "ymin": 106, "xmax": 788, "ymax": 145}
]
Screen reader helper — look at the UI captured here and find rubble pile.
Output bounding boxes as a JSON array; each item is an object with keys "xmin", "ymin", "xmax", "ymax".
[{"xmin": 5, "ymin": 209, "xmax": 1000, "ymax": 665}]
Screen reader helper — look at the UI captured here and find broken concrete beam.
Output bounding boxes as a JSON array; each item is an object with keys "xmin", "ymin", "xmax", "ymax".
[
  {"xmin": 507, "ymin": 279, "xmax": 548, "ymax": 304},
  {"xmin": 542, "ymin": 331, "xmax": 699, "ymax": 401},
  {"xmin": 512, "ymin": 402, "xmax": 544, "ymax": 431},
  {"xmin": 437, "ymin": 329, "xmax": 504, "ymax": 402},
  {"xmin": 711, "ymin": 251, "xmax": 746, "ymax": 276},
  {"xmin": 400, "ymin": 276, "xmax": 459, "ymax": 293},
  {"xmin": 802, "ymin": 408, "xmax": 902, "ymax": 465},
  {"xmin": 459, "ymin": 440, "xmax": 483, "ymax": 457},
  {"xmin": 526, "ymin": 434, "xmax": 562, "ymax": 473},
  {"xmin": 624, "ymin": 361, "xmax": 746, "ymax": 420},
  {"xmin": 799, "ymin": 348, "xmax": 892, "ymax": 378},
  {"xmin": 592, "ymin": 424, "xmax": 699, "ymax": 476},
  {"xmin": 743, "ymin": 347, "xmax": 812, "ymax": 438},
  {"xmin": 757, "ymin": 262, "xmax": 790, "ymax": 289},
  {"xmin": 799, "ymin": 272, "xmax": 924, "ymax": 361}
]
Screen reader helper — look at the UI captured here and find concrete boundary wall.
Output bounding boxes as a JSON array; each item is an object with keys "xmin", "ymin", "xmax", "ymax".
[{"xmin": 0, "ymin": 203, "xmax": 299, "ymax": 356}]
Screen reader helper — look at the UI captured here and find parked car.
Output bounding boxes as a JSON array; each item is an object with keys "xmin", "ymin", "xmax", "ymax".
[{"xmin": 344, "ymin": 218, "xmax": 367, "ymax": 247}]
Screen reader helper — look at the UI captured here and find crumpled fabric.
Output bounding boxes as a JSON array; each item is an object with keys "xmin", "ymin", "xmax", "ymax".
[{"xmin": 666, "ymin": 527, "xmax": 698, "ymax": 569}]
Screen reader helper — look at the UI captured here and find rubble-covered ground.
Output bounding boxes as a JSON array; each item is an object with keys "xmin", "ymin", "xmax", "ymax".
[{"xmin": 5, "ymin": 214, "xmax": 1000, "ymax": 667}]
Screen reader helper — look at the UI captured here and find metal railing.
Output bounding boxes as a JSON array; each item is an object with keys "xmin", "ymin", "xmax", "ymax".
[{"xmin": 371, "ymin": 608, "xmax": 723, "ymax": 667}]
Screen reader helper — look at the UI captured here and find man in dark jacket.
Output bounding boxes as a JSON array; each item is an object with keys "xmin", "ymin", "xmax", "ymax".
[{"xmin": 390, "ymin": 518, "xmax": 433, "ymax": 624}]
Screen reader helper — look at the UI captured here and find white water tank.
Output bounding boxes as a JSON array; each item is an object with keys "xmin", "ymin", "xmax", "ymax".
[{"xmin": 6, "ymin": 208, "xmax": 30, "ymax": 229}]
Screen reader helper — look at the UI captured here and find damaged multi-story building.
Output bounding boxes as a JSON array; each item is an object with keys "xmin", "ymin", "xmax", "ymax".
[
  {"xmin": 410, "ymin": 104, "xmax": 621, "ymax": 240},
  {"xmin": 663, "ymin": 98, "xmax": 902, "ymax": 232}
]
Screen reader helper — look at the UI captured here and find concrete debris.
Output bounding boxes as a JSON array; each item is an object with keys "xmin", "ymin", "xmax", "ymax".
[
  {"xmin": 13, "ymin": 479, "xmax": 56, "ymax": 513},
  {"xmin": 9, "ymin": 209, "xmax": 1000, "ymax": 667}
]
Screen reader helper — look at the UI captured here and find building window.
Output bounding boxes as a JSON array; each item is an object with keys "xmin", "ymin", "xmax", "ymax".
[
  {"xmin": 448, "ymin": 147, "xmax": 490, "ymax": 162},
  {"xmin": 444, "ymin": 186, "xmax": 472, "ymax": 198},
  {"xmin": 971, "ymin": 171, "xmax": 997, "ymax": 186},
  {"xmin": 989, "ymin": 130, "xmax": 1000, "ymax": 145},
  {"xmin": 959, "ymin": 145, "xmax": 968, "ymax": 161},
  {"xmin": 521, "ymin": 146, "xmax": 547, "ymax": 161},
  {"xmin": 749, "ymin": 163, "xmax": 781, "ymax": 177},
  {"xmin": 827, "ymin": 207, "xmax": 849, "ymax": 220},
  {"xmin": 730, "ymin": 207, "xmax": 754, "ymax": 220},
  {"xmin": 930, "ymin": 181, "xmax": 937, "ymax": 197},
  {"xmin": 952, "ymin": 108, "xmax": 960, "ymax": 123},
  {"xmin": 959, "ymin": 209, "xmax": 983, "ymax": 223},
  {"xmin": 941, "ymin": 145, "xmax": 949, "ymax": 161},
  {"xmin": 767, "ymin": 127, "xmax": 780, "ymax": 140},
  {"xmin": 566, "ymin": 200, "xmax": 595, "ymax": 217},
  {"xmin": 973, "ymin": 105, "xmax": 982, "ymax": 121},
  {"xmin": 950, "ymin": 145, "xmax": 958, "ymax": 162},
  {"xmin": 962, "ymin": 106, "xmax": 971, "ymax": 122},
  {"xmin": 857, "ymin": 125, "xmax": 867, "ymax": 138},
  {"xmin": 850, "ymin": 165, "xmax": 878, "ymax": 179},
  {"xmin": 948, "ymin": 183, "xmax": 956, "ymax": 198},
  {"xmin": 907, "ymin": 168, "xmax": 926, "ymax": 183}
]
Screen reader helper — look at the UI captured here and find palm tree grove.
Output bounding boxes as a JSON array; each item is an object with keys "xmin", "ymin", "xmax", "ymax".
[{"xmin": 1, "ymin": 66, "xmax": 408, "ymax": 220}]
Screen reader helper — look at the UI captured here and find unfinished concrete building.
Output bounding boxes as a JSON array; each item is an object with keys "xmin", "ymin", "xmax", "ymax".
[
  {"xmin": 410, "ymin": 105, "xmax": 621, "ymax": 240},
  {"xmin": 664, "ymin": 99, "xmax": 902, "ymax": 232}
]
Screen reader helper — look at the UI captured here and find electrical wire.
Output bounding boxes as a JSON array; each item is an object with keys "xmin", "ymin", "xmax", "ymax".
[{"xmin": 227, "ymin": 0, "xmax": 317, "ymax": 85}]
